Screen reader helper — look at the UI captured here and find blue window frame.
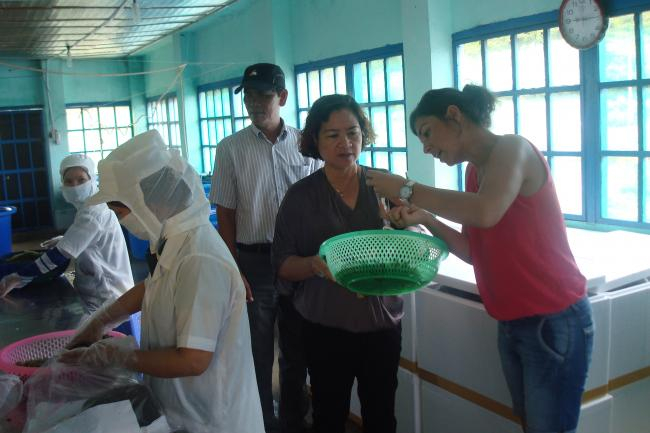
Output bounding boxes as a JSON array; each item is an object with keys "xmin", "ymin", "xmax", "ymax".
[
  {"xmin": 295, "ymin": 44, "xmax": 407, "ymax": 176},
  {"xmin": 65, "ymin": 103, "xmax": 133, "ymax": 167},
  {"xmin": 453, "ymin": 5, "xmax": 650, "ymax": 230},
  {"xmin": 0, "ymin": 107, "xmax": 52, "ymax": 230},
  {"xmin": 197, "ymin": 79, "xmax": 251, "ymax": 174},
  {"xmin": 146, "ymin": 95, "xmax": 180, "ymax": 151}
]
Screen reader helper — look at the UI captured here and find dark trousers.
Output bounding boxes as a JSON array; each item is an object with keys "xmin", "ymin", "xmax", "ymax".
[
  {"xmin": 278, "ymin": 295, "xmax": 310, "ymax": 433},
  {"xmin": 239, "ymin": 250, "xmax": 278, "ymax": 432},
  {"xmin": 303, "ymin": 319, "xmax": 402, "ymax": 433}
]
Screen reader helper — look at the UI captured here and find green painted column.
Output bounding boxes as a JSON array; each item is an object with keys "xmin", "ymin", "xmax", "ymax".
[
  {"xmin": 128, "ymin": 57, "xmax": 148, "ymax": 136},
  {"xmin": 270, "ymin": 0, "xmax": 298, "ymax": 128},
  {"xmin": 41, "ymin": 59, "xmax": 74, "ymax": 230},
  {"xmin": 176, "ymin": 32, "xmax": 203, "ymax": 172},
  {"xmin": 401, "ymin": 0, "xmax": 454, "ymax": 187}
]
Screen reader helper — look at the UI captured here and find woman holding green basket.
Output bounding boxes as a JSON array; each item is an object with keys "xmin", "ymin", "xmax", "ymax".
[
  {"xmin": 272, "ymin": 94, "xmax": 403, "ymax": 433},
  {"xmin": 366, "ymin": 85, "xmax": 593, "ymax": 433}
]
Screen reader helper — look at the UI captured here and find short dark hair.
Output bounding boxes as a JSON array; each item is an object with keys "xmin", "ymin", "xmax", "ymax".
[
  {"xmin": 409, "ymin": 85, "xmax": 496, "ymax": 134},
  {"xmin": 300, "ymin": 94, "xmax": 376, "ymax": 160}
]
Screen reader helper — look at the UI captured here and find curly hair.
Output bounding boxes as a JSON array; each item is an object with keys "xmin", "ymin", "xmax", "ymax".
[{"xmin": 300, "ymin": 94, "xmax": 376, "ymax": 160}]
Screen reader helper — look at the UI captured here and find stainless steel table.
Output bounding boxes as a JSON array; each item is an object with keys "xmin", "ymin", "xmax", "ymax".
[{"xmin": 0, "ymin": 275, "xmax": 85, "ymax": 348}]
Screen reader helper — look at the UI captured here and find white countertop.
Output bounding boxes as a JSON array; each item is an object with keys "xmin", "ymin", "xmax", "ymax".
[{"xmin": 433, "ymin": 227, "xmax": 650, "ymax": 295}]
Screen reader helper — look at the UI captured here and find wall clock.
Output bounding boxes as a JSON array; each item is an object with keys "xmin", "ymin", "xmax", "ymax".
[{"xmin": 559, "ymin": 0, "xmax": 608, "ymax": 49}]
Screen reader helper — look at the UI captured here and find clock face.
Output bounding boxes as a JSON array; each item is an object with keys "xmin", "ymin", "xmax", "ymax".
[{"xmin": 560, "ymin": 0, "xmax": 608, "ymax": 49}]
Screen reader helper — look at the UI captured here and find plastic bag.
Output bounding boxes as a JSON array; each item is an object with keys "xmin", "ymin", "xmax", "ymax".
[
  {"xmin": 0, "ymin": 373, "xmax": 23, "ymax": 416},
  {"xmin": 23, "ymin": 337, "xmax": 165, "ymax": 433},
  {"xmin": 38, "ymin": 400, "xmax": 141, "ymax": 433},
  {"xmin": 82, "ymin": 383, "xmax": 163, "ymax": 427}
]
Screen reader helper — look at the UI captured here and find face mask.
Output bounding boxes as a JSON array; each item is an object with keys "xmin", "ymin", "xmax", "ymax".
[
  {"xmin": 61, "ymin": 182, "xmax": 93, "ymax": 209},
  {"xmin": 119, "ymin": 213, "xmax": 150, "ymax": 240}
]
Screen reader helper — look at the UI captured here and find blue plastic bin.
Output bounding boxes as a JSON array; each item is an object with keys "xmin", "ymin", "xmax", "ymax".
[
  {"xmin": 127, "ymin": 232, "xmax": 150, "ymax": 260},
  {"xmin": 209, "ymin": 207, "xmax": 218, "ymax": 229},
  {"xmin": 0, "ymin": 206, "xmax": 17, "ymax": 257},
  {"xmin": 114, "ymin": 311, "xmax": 142, "ymax": 345}
]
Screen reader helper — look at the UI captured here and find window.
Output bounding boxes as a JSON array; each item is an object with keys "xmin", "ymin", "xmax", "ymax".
[
  {"xmin": 295, "ymin": 45, "xmax": 407, "ymax": 177},
  {"xmin": 296, "ymin": 64, "xmax": 347, "ymax": 128},
  {"xmin": 453, "ymin": 8, "xmax": 650, "ymax": 229},
  {"xmin": 146, "ymin": 95, "xmax": 181, "ymax": 151},
  {"xmin": 454, "ymin": 24, "xmax": 582, "ymax": 216},
  {"xmin": 197, "ymin": 80, "xmax": 251, "ymax": 174},
  {"xmin": 65, "ymin": 103, "xmax": 133, "ymax": 166},
  {"xmin": 598, "ymin": 13, "xmax": 649, "ymax": 225}
]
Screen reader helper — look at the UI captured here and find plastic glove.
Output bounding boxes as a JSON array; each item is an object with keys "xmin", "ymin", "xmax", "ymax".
[
  {"xmin": 58, "ymin": 335, "xmax": 138, "ymax": 369},
  {"xmin": 66, "ymin": 301, "xmax": 131, "ymax": 349},
  {"xmin": 0, "ymin": 273, "xmax": 27, "ymax": 297},
  {"xmin": 40, "ymin": 235, "xmax": 64, "ymax": 249},
  {"xmin": 0, "ymin": 374, "xmax": 23, "ymax": 417}
]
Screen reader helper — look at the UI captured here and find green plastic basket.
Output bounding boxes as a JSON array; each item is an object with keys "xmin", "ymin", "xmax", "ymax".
[{"xmin": 318, "ymin": 229, "xmax": 449, "ymax": 296}]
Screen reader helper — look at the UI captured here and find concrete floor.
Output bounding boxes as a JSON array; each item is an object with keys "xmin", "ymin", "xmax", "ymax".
[{"xmin": 9, "ymin": 230, "xmax": 363, "ymax": 433}]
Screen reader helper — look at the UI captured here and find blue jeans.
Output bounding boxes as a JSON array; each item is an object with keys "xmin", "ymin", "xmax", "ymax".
[
  {"xmin": 239, "ymin": 250, "xmax": 279, "ymax": 432},
  {"xmin": 498, "ymin": 297, "xmax": 594, "ymax": 433}
]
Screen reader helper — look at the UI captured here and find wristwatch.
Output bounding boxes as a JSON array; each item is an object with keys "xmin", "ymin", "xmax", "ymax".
[{"xmin": 399, "ymin": 180, "xmax": 415, "ymax": 201}]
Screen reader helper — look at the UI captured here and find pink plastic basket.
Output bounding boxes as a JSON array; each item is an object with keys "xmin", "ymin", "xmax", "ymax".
[{"xmin": 0, "ymin": 330, "xmax": 124, "ymax": 380}]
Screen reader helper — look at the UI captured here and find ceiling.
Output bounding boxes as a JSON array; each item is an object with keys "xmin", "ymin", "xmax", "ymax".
[{"xmin": 0, "ymin": 0, "xmax": 237, "ymax": 59}]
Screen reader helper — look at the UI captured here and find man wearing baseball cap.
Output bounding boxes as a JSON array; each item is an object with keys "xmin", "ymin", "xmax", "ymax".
[{"xmin": 211, "ymin": 63, "xmax": 321, "ymax": 433}]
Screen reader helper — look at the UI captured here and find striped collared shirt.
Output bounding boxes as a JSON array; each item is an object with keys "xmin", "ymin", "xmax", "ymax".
[{"xmin": 210, "ymin": 121, "xmax": 322, "ymax": 244}]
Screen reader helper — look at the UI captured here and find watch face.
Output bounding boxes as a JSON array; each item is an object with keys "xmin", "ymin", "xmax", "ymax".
[
  {"xmin": 399, "ymin": 186, "xmax": 409, "ymax": 199},
  {"xmin": 399, "ymin": 181, "xmax": 414, "ymax": 200},
  {"xmin": 560, "ymin": 0, "xmax": 607, "ymax": 49}
]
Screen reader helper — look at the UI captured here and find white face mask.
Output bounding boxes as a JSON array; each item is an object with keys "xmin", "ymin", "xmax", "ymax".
[
  {"xmin": 61, "ymin": 182, "xmax": 93, "ymax": 209},
  {"xmin": 119, "ymin": 213, "xmax": 150, "ymax": 240}
]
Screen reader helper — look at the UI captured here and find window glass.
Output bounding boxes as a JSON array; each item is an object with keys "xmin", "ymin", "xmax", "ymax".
[
  {"xmin": 599, "ymin": 14, "xmax": 637, "ymax": 82},
  {"xmin": 486, "ymin": 36, "xmax": 512, "ymax": 91},
  {"xmin": 457, "ymin": 41, "xmax": 483, "ymax": 88},
  {"xmin": 516, "ymin": 30, "xmax": 545, "ymax": 89},
  {"xmin": 65, "ymin": 104, "xmax": 133, "ymax": 161}
]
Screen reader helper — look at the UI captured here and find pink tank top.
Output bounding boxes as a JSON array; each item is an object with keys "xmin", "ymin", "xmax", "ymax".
[{"xmin": 465, "ymin": 144, "xmax": 586, "ymax": 321}]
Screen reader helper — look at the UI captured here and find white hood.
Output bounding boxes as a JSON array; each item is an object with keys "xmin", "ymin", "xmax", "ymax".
[{"xmin": 87, "ymin": 130, "xmax": 209, "ymax": 249}]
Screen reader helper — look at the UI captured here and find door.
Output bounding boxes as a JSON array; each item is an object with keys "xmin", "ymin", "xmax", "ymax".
[{"xmin": 0, "ymin": 109, "xmax": 52, "ymax": 230}]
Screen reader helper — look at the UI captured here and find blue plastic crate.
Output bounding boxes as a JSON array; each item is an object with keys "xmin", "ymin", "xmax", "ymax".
[{"xmin": 0, "ymin": 206, "xmax": 17, "ymax": 257}]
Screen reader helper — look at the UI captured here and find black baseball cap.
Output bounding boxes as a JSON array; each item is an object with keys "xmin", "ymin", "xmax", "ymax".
[{"xmin": 234, "ymin": 63, "xmax": 285, "ymax": 94}]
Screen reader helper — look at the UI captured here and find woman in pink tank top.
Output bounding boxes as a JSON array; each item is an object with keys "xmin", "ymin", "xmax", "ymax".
[{"xmin": 366, "ymin": 85, "xmax": 593, "ymax": 433}]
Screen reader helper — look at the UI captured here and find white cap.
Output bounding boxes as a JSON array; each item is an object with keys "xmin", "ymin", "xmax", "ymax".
[{"xmin": 59, "ymin": 154, "xmax": 95, "ymax": 180}]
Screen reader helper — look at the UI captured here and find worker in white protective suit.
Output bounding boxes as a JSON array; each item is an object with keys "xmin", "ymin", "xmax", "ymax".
[
  {"xmin": 59, "ymin": 130, "xmax": 265, "ymax": 433},
  {"xmin": 0, "ymin": 154, "xmax": 133, "ymax": 314}
]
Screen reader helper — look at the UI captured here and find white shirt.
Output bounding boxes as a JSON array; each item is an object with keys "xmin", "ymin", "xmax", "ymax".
[
  {"xmin": 140, "ymin": 215, "xmax": 264, "ymax": 433},
  {"xmin": 210, "ymin": 122, "xmax": 322, "ymax": 244},
  {"xmin": 57, "ymin": 203, "xmax": 133, "ymax": 313}
]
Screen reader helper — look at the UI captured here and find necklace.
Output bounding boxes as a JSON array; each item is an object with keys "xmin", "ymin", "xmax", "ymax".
[{"xmin": 325, "ymin": 166, "xmax": 358, "ymax": 198}]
